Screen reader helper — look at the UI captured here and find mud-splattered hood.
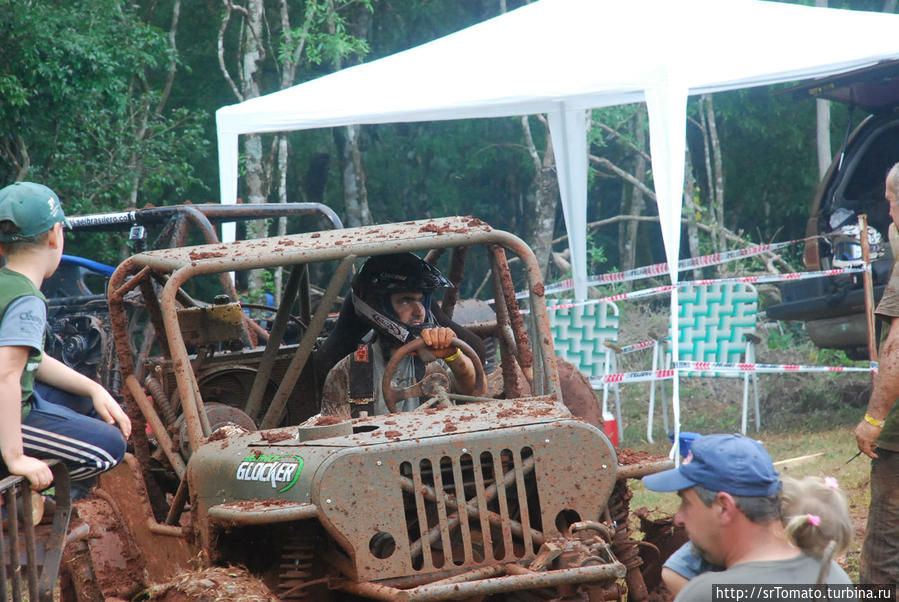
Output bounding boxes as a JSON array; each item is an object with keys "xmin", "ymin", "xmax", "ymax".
[{"xmin": 188, "ymin": 398, "xmax": 619, "ymax": 582}]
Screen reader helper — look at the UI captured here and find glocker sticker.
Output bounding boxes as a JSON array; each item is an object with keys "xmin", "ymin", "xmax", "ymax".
[{"xmin": 236, "ymin": 453, "xmax": 304, "ymax": 493}]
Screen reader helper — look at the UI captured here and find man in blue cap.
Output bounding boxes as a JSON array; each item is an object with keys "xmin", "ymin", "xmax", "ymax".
[
  {"xmin": 0, "ymin": 182, "xmax": 130, "ymax": 497},
  {"xmin": 643, "ymin": 434, "xmax": 850, "ymax": 599}
]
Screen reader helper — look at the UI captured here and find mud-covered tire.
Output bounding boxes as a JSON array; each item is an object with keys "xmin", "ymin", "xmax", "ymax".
[
  {"xmin": 144, "ymin": 567, "xmax": 279, "ymax": 601},
  {"xmin": 59, "ymin": 538, "xmax": 105, "ymax": 602},
  {"xmin": 556, "ymin": 357, "xmax": 603, "ymax": 428}
]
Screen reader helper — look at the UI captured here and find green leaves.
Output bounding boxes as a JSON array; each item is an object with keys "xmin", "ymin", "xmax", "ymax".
[
  {"xmin": 280, "ymin": 0, "xmax": 372, "ymax": 69},
  {"xmin": 0, "ymin": 0, "xmax": 207, "ymax": 218}
]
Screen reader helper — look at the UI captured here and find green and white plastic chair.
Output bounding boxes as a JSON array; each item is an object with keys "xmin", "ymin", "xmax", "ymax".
[
  {"xmin": 548, "ymin": 299, "xmax": 622, "ymax": 440},
  {"xmin": 654, "ymin": 282, "xmax": 761, "ymax": 439}
]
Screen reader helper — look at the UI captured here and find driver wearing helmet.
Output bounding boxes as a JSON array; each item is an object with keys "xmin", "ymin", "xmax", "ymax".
[{"xmin": 320, "ymin": 253, "xmax": 477, "ymax": 420}]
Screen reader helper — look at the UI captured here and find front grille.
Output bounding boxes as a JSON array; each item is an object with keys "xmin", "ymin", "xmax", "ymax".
[
  {"xmin": 399, "ymin": 447, "xmax": 543, "ymax": 572},
  {"xmin": 314, "ymin": 417, "xmax": 617, "ymax": 582}
]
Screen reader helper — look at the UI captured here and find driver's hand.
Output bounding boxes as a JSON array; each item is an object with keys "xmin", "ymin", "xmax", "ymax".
[{"xmin": 421, "ymin": 327, "xmax": 458, "ymax": 359}]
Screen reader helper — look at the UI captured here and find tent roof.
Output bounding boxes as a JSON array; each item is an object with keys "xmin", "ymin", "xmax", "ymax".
[{"xmin": 216, "ymin": 0, "xmax": 899, "ymax": 135}]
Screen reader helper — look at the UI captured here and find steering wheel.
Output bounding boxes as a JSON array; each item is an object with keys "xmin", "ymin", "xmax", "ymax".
[{"xmin": 381, "ymin": 337, "xmax": 486, "ymax": 413}]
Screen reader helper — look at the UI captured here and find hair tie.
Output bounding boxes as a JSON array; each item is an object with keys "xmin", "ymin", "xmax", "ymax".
[
  {"xmin": 806, "ymin": 514, "xmax": 821, "ymax": 527},
  {"xmin": 824, "ymin": 476, "xmax": 839, "ymax": 490}
]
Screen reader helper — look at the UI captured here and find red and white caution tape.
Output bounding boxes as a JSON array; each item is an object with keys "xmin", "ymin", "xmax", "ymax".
[
  {"xmin": 590, "ymin": 370, "xmax": 675, "ymax": 386},
  {"xmin": 546, "ymin": 239, "xmax": 805, "ymax": 295},
  {"xmin": 673, "ymin": 360, "xmax": 877, "ymax": 374},
  {"xmin": 534, "ymin": 237, "xmax": 833, "ymax": 298},
  {"xmin": 503, "ymin": 234, "xmax": 878, "ymax": 303},
  {"xmin": 543, "ymin": 266, "xmax": 867, "ymax": 313},
  {"xmin": 545, "ymin": 285, "xmax": 675, "ymax": 311},
  {"xmin": 588, "ymin": 361, "xmax": 876, "ymax": 385},
  {"xmin": 619, "ymin": 340, "xmax": 656, "ymax": 354}
]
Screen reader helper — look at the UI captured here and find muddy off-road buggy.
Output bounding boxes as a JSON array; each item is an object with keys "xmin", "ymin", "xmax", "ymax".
[{"xmin": 54, "ymin": 216, "xmax": 672, "ymax": 601}]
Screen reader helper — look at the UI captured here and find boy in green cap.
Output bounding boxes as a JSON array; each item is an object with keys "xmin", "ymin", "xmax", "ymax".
[{"xmin": 0, "ymin": 181, "xmax": 130, "ymax": 495}]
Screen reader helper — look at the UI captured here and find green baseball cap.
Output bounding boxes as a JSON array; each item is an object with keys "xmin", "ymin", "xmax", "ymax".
[{"xmin": 0, "ymin": 182, "xmax": 70, "ymax": 242}]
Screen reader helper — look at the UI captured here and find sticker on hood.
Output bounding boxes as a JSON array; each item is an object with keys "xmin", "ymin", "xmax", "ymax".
[{"xmin": 236, "ymin": 453, "xmax": 304, "ymax": 493}]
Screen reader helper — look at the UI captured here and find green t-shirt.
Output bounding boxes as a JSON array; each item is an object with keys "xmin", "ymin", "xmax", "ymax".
[
  {"xmin": 872, "ymin": 261, "xmax": 899, "ymax": 451},
  {"xmin": 0, "ymin": 267, "xmax": 47, "ymax": 420}
]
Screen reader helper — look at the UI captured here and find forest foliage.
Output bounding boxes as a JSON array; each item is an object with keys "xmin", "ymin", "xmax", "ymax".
[{"xmin": 0, "ymin": 0, "xmax": 890, "ymax": 295}]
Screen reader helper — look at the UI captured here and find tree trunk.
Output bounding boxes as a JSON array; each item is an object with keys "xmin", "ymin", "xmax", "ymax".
[
  {"xmin": 707, "ymin": 96, "xmax": 725, "ymax": 252},
  {"xmin": 520, "ymin": 115, "xmax": 559, "ymax": 280},
  {"xmin": 341, "ymin": 124, "xmax": 372, "ymax": 227},
  {"xmin": 331, "ymin": 2, "xmax": 372, "ymax": 228},
  {"xmin": 127, "ymin": 101, "xmax": 150, "ymax": 206},
  {"xmin": 683, "ymin": 147, "xmax": 702, "ymax": 281},
  {"xmin": 4, "ymin": 134, "xmax": 30, "ymax": 181},
  {"xmin": 622, "ymin": 109, "xmax": 647, "ymax": 281},
  {"xmin": 274, "ymin": 134, "xmax": 289, "ymax": 299},
  {"xmin": 700, "ymin": 94, "xmax": 725, "ymax": 255},
  {"xmin": 698, "ymin": 97, "xmax": 714, "ymax": 251},
  {"xmin": 244, "ymin": 134, "xmax": 270, "ymax": 291},
  {"xmin": 535, "ymin": 131, "xmax": 559, "ymax": 279},
  {"xmin": 239, "ymin": 0, "xmax": 268, "ymax": 293}
]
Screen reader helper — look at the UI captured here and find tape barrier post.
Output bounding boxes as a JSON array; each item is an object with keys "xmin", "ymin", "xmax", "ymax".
[{"xmin": 859, "ymin": 215, "xmax": 878, "ymax": 391}]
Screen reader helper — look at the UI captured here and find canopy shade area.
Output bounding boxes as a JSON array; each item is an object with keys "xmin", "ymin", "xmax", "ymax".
[{"xmin": 217, "ymin": 0, "xmax": 899, "ymax": 300}]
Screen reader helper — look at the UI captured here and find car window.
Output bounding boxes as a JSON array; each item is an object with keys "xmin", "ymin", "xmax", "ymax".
[{"xmin": 832, "ymin": 120, "xmax": 899, "ymax": 235}]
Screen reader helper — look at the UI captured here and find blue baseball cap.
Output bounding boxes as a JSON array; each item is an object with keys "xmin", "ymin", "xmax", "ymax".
[{"xmin": 643, "ymin": 434, "xmax": 781, "ymax": 497}]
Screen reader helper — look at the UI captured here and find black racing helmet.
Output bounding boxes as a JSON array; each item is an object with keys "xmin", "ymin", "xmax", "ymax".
[{"xmin": 352, "ymin": 252, "xmax": 452, "ymax": 345}]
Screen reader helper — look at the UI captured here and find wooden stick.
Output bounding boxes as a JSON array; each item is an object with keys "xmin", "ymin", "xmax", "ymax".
[
  {"xmin": 773, "ymin": 452, "xmax": 826, "ymax": 467},
  {"xmin": 859, "ymin": 215, "xmax": 878, "ymax": 372}
]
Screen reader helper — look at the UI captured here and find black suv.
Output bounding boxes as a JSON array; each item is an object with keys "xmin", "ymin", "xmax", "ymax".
[{"xmin": 766, "ymin": 60, "xmax": 899, "ymax": 358}]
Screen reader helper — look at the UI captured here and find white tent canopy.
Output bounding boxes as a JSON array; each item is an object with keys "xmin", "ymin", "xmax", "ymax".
[
  {"xmin": 216, "ymin": 0, "xmax": 899, "ymax": 452},
  {"xmin": 217, "ymin": 0, "xmax": 899, "ymax": 300}
]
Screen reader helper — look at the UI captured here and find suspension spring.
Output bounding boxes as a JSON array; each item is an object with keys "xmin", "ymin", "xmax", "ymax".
[
  {"xmin": 144, "ymin": 375, "xmax": 178, "ymax": 427},
  {"xmin": 608, "ymin": 480, "xmax": 649, "ymax": 602}
]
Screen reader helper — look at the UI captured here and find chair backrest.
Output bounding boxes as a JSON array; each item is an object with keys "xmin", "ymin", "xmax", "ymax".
[
  {"xmin": 676, "ymin": 282, "xmax": 758, "ymax": 364},
  {"xmin": 548, "ymin": 300, "xmax": 619, "ymax": 377}
]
